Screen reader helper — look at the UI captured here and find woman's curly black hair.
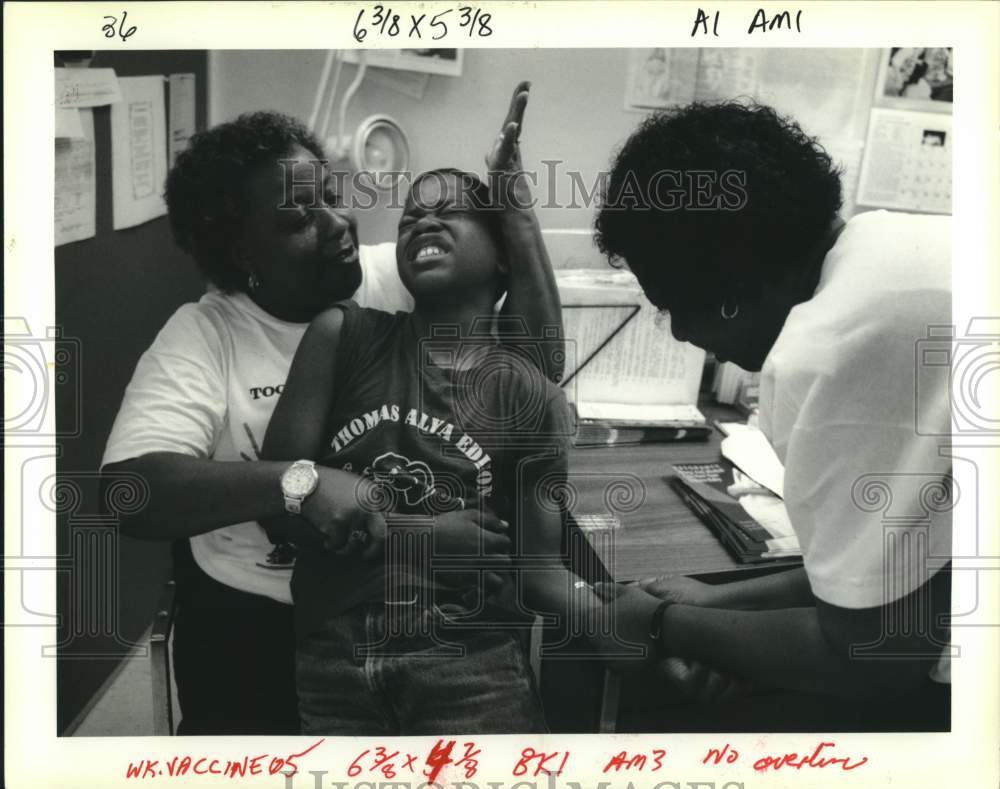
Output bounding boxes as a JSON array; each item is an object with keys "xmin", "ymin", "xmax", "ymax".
[
  {"xmin": 165, "ymin": 111, "xmax": 326, "ymax": 292},
  {"xmin": 594, "ymin": 101, "xmax": 843, "ymax": 307}
]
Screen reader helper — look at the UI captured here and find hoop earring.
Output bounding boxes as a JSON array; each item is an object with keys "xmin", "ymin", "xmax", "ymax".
[
  {"xmin": 721, "ymin": 301, "xmax": 739, "ymax": 320},
  {"xmin": 247, "ymin": 272, "xmax": 261, "ymax": 292}
]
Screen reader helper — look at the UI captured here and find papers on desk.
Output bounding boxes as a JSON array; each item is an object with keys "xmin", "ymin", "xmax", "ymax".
[
  {"xmin": 671, "ymin": 426, "xmax": 799, "ymax": 564},
  {"xmin": 721, "ymin": 430, "xmax": 784, "ymax": 498}
]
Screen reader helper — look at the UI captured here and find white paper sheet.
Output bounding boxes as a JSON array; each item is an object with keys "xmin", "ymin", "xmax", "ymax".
[
  {"xmin": 721, "ymin": 429, "xmax": 785, "ymax": 498},
  {"xmin": 54, "ymin": 109, "xmax": 96, "ymax": 246},
  {"xmin": 856, "ymin": 108, "xmax": 952, "ymax": 214},
  {"xmin": 55, "ymin": 67, "xmax": 122, "ymax": 108},
  {"xmin": 168, "ymin": 73, "xmax": 197, "ymax": 165},
  {"xmin": 111, "ymin": 76, "xmax": 168, "ymax": 230},
  {"xmin": 740, "ymin": 493, "xmax": 797, "ymax": 541},
  {"xmin": 55, "ymin": 108, "xmax": 84, "ymax": 139}
]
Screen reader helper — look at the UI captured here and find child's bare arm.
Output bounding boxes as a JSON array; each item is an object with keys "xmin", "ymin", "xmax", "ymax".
[
  {"xmin": 262, "ymin": 307, "xmax": 345, "ymax": 463},
  {"xmin": 260, "ymin": 307, "xmax": 384, "ymax": 554},
  {"xmin": 487, "ymin": 82, "xmax": 565, "ymax": 383}
]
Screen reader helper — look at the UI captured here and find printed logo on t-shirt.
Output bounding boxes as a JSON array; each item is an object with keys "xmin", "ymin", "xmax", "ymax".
[
  {"xmin": 238, "ymin": 422, "xmax": 263, "ymax": 462},
  {"xmin": 363, "ymin": 452, "xmax": 448, "ymax": 508},
  {"xmin": 330, "ymin": 404, "xmax": 495, "ymax": 496},
  {"xmin": 248, "ymin": 384, "xmax": 285, "ymax": 400}
]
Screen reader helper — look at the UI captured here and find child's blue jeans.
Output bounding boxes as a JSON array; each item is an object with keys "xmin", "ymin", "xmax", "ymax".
[{"xmin": 295, "ymin": 599, "xmax": 548, "ymax": 735}]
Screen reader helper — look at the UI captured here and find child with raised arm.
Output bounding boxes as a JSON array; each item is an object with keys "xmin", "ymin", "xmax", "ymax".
[{"xmin": 261, "ymin": 164, "xmax": 660, "ymax": 734}]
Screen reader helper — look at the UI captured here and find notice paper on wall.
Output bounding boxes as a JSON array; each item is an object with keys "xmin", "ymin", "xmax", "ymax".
[
  {"xmin": 168, "ymin": 73, "xmax": 196, "ymax": 166},
  {"xmin": 111, "ymin": 76, "xmax": 168, "ymax": 230},
  {"xmin": 856, "ymin": 108, "xmax": 952, "ymax": 214},
  {"xmin": 55, "ymin": 109, "xmax": 96, "ymax": 246},
  {"xmin": 55, "ymin": 67, "xmax": 122, "ymax": 108},
  {"xmin": 55, "ymin": 108, "xmax": 85, "ymax": 139}
]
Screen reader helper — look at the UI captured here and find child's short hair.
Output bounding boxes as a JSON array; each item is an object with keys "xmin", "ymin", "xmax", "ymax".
[{"xmin": 407, "ymin": 168, "xmax": 508, "ymax": 299}]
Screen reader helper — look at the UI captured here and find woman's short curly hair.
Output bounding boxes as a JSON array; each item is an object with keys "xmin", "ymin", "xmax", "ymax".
[
  {"xmin": 165, "ymin": 111, "xmax": 326, "ymax": 292},
  {"xmin": 594, "ymin": 101, "xmax": 842, "ymax": 307}
]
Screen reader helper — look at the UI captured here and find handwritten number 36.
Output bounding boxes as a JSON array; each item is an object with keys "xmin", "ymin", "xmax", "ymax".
[{"xmin": 103, "ymin": 11, "xmax": 137, "ymax": 42}]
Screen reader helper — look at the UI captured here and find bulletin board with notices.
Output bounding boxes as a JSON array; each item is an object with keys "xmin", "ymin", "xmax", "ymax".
[
  {"xmin": 52, "ymin": 50, "xmax": 208, "ymax": 737},
  {"xmin": 54, "ymin": 58, "xmax": 199, "ymax": 244}
]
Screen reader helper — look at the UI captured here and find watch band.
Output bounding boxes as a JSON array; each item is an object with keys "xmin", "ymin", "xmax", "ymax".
[
  {"xmin": 282, "ymin": 459, "xmax": 318, "ymax": 515},
  {"xmin": 647, "ymin": 600, "xmax": 673, "ymax": 658}
]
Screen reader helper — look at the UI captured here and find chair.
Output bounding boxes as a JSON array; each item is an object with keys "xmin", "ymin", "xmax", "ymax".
[{"xmin": 149, "ymin": 580, "xmax": 177, "ymax": 735}]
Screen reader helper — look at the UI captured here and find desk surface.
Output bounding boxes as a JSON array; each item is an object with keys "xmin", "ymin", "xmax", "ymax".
[{"xmin": 569, "ymin": 403, "xmax": 800, "ymax": 582}]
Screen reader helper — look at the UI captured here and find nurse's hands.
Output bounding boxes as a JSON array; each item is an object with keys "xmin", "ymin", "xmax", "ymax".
[
  {"xmin": 595, "ymin": 580, "xmax": 746, "ymax": 702},
  {"xmin": 638, "ymin": 574, "xmax": 720, "ymax": 608},
  {"xmin": 588, "ymin": 580, "xmax": 664, "ymax": 674}
]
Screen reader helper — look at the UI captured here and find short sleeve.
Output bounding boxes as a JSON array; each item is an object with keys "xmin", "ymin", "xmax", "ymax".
[
  {"xmin": 101, "ymin": 305, "xmax": 228, "ymax": 467},
  {"xmin": 781, "ymin": 317, "xmax": 952, "ymax": 610},
  {"xmin": 355, "ymin": 242, "xmax": 414, "ymax": 314}
]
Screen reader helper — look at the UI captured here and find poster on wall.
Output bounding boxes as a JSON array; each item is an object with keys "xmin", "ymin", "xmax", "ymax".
[
  {"xmin": 343, "ymin": 48, "xmax": 463, "ymax": 76},
  {"xmin": 54, "ymin": 67, "xmax": 122, "ymax": 108},
  {"xmin": 54, "ymin": 108, "xmax": 96, "ymax": 246},
  {"xmin": 856, "ymin": 107, "xmax": 952, "ymax": 214},
  {"xmin": 624, "ymin": 48, "xmax": 698, "ymax": 110},
  {"xmin": 694, "ymin": 48, "xmax": 760, "ymax": 101},
  {"xmin": 874, "ymin": 47, "xmax": 953, "ymax": 112},
  {"xmin": 111, "ymin": 75, "xmax": 168, "ymax": 230}
]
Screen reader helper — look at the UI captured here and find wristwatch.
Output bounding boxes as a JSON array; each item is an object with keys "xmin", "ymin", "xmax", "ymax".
[{"xmin": 280, "ymin": 460, "xmax": 319, "ymax": 515}]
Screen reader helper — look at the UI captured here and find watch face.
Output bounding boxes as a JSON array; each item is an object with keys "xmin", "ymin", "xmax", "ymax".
[{"xmin": 283, "ymin": 464, "xmax": 316, "ymax": 497}]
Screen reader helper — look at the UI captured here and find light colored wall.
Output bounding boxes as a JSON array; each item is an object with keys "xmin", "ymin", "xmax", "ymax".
[
  {"xmin": 209, "ymin": 49, "xmax": 879, "ymax": 246},
  {"xmin": 210, "ymin": 48, "xmax": 643, "ymax": 245}
]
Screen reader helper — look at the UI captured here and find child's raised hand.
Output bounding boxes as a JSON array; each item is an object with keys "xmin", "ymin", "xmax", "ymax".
[{"xmin": 486, "ymin": 80, "xmax": 530, "ymax": 174}]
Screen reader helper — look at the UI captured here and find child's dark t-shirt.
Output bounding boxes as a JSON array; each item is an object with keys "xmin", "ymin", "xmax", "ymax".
[{"xmin": 291, "ymin": 300, "xmax": 573, "ymax": 630}]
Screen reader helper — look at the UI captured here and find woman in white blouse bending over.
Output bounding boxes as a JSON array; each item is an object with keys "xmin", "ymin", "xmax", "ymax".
[{"xmin": 594, "ymin": 101, "xmax": 952, "ymax": 730}]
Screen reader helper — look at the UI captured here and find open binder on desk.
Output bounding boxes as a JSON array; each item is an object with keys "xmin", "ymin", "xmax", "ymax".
[{"xmin": 554, "ymin": 264, "xmax": 708, "ymax": 446}]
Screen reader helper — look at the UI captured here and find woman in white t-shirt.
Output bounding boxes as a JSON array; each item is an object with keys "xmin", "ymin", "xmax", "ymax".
[
  {"xmin": 102, "ymin": 88, "xmax": 564, "ymax": 734},
  {"xmin": 591, "ymin": 101, "xmax": 952, "ymax": 730}
]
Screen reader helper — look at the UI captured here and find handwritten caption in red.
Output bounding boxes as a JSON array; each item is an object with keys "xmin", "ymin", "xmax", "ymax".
[
  {"xmin": 346, "ymin": 739, "xmax": 481, "ymax": 783},
  {"xmin": 124, "ymin": 738, "xmax": 867, "ymax": 780},
  {"xmin": 124, "ymin": 739, "xmax": 323, "ymax": 780}
]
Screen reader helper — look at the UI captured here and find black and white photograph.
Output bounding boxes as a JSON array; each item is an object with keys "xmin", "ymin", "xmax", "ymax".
[
  {"xmin": 875, "ymin": 46, "xmax": 954, "ymax": 112},
  {"xmin": 5, "ymin": 3, "xmax": 1000, "ymax": 789}
]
